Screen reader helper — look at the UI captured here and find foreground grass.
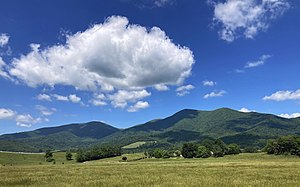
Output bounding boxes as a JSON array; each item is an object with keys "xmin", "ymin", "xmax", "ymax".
[{"xmin": 0, "ymin": 153, "xmax": 299, "ymax": 186}]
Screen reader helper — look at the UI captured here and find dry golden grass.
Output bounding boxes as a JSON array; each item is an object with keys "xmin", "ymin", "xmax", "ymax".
[{"xmin": 0, "ymin": 153, "xmax": 299, "ymax": 187}]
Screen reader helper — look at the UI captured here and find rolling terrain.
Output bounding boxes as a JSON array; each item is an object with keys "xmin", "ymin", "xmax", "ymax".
[{"xmin": 1, "ymin": 108, "xmax": 300, "ymax": 151}]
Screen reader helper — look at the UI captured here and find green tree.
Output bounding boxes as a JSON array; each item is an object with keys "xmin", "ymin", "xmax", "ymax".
[
  {"xmin": 212, "ymin": 139, "xmax": 228, "ymax": 157},
  {"xmin": 65, "ymin": 151, "xmax": 73, "ymax": 160},
  {"xmin": 76, "ymin": 149, "xmax": 87, "ymax": 162},
  {"xmin": 227, "ymin": 144, "xmax": 241, "ymax": 155},
  {"xmin": 153, "ymin": 148, "xmax": 164, "ymax": 158},
  {"xmin": 265, "ymin": 135, "xmax": 300, "ymax": 156},
  {"xmin": 174, "ymin": 150, "xmax": 181, "ymax": 157},
  {"xmin": 182, "ymin": 143, "xmax": 197, "ymax": 158},
  {"xmin": 45, "ymin": 150, "xmax": 53, "ymax": 162},
  {"xmin": 196, "ymin": 145, "xmax": 211, "ymax": 158}
]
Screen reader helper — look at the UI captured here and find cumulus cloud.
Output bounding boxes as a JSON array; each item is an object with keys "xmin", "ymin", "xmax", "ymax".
[
  {"xmin": 4, "ymin": 16, "xmax": 194, "ymax": 93},
  {"xmin": 127, "ymin": 101, "xmax": 150, "ymax": 112},
  {"xmin": 203, "ymin": 80, "xmax": 216, "ymax": 86},
  {"xmin": 69, "ymin": 94, "xmax": 81, "ymax": 103},
  {"xmin": 36, "ymin": 93, "xmax": 52, "ymax": 101},
  {"xmin": 211, "ymin": 0, "xmax": 290, "ymax": 42},
  {"xmin": 176, "ymin": 84, "xmax": 195, "ymax": 96},
  {"xmin": 0, "ymin": 33, "xmax": 9, "ymax": 47},
  {"xmin": 108, "ymin": 89, "xmax": 151, "ymax": 108},
  {"xmin": 239, "ymin": 107, "xmax": 255, "ymax": 113},
  {"xmin": 203, "ymin": 90, "xmax": 226, "ymax": 99},
  {"xmin": 154, "ymin": 84, "xmax": 169, "ymax": 91},
  {"xmin": 0, "ymin": 107, "xmax": 44, "ymax": 127},
  {"xmin": 263, "ymin": 89, "xmax": 300, "ymax": 101},
  {"xmin": 90, "ymin": 93, "xmax": 107, "ymax": 106},
  {"xmin": 0, "ymin": 108, "xmax": 16, "ymax": 119},
  {"xmin": 35, "ymin": 105, "xmax": 56, "ymax": 116},
  {"xmin": 245, "ymin": 54, "xmax": 272, "ymax": 68},
  {"xmin": 15, "ymin": 114, "xmax": 42, "ymax": 128},
  {"xmin": 279, "ymin": 113, "xmax": 300, "ymax": 119}
]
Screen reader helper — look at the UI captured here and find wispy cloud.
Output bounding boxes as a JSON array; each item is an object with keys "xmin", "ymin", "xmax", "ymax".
[
  {"xmin": 203, "ymin": 90, "xmax": 226, "ymax": 99},
  {"xmin": 245, "ymin": 55, "xmax": 272, "ymax": 68},
  {"xmin": 35, "ymin": 105, "xmax": 56, "ymax": 116},
  {"xmin": 203, "ymin": 80, "xmax": 216, "ymax": 86},
  {"xmin": 0, "ymin": 33, "xmax": 9, "ymax": 47},
  {"xmin": 176, "ymin": 84, "xmax": 195, "ymax": 96},
  {"xmin": 36, "ymin": 94, "xmax": 52, "ymax": 102},
  {"xmin": 232, "ymin": 54, "xmax": 272, "ymax": 73}
]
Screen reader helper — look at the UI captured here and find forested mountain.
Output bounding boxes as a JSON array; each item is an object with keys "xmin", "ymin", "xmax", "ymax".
[{"xmin": 1, "ymin": 108, "xmax": 299, "ymax": 152}]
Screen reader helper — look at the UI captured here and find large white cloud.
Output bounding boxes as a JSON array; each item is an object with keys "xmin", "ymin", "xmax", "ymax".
[
  {"xmin": 263, "ymin": 89, "xmax": 300, "ymax": 101},
  {"xmin": 211, "ymin": 0, "xmax": 290, "ymax": 42},
  {"xmin": 5, "ymin": 16, "xmax": 194, "ymax": 93}
]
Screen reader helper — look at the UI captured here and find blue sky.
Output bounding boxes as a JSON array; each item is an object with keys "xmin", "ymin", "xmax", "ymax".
[{"xmin": 0, "ymin": 0, "xmax": 300, "ymax": 134}]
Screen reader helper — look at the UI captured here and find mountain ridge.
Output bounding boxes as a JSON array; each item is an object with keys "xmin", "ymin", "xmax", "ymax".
[{"xmin": 0, "ymin": 108, "xmax": 299, "ymax": 151}]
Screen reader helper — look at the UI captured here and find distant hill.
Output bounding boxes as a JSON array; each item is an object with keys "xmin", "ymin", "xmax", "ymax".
[
  {"xmin": 0, "ymin": 121, "xmax": 120, "ymax": 152},
  {"xmin": 1, "ymin": 108, "xmax": 300, "ymax": 152}
]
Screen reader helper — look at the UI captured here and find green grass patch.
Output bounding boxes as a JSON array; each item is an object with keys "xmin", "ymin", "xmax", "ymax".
[
  {"xmin": 122, "ymin": 141, "xmax": 148, "ymax": 149},
  {"xmin": 0, "ymin": 152, "xmax": 76, "ymax": 166}
]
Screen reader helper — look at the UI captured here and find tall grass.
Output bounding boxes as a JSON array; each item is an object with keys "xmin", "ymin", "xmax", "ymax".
[{"xmin": 0, "ymin": 153, "xmax": 299, "ymax": 186}]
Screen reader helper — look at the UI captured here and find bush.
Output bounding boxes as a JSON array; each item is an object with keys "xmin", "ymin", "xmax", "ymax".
[
  {"xmin": 45, "ymin": 150, "xmax": 54, "ymax": 162},
  {"xmin": 66, "ymin": 151, "xmax": 73, "ymax": 160}
]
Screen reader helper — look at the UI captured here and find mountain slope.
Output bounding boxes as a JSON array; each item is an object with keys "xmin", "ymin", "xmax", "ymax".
[
  {"xmin": 0, "ymin": 121, "xmax": 120, "ymax": 151},
  {"xmin": 1, "ymin": 108, "xmax": 300, "ymax": 151},
  {"xmin": 101, "ymin": 108, "xmax": 300, "ymax": 148}
]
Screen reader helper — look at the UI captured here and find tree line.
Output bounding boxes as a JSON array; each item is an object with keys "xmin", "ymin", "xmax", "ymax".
[
  {"xmin": 76, "ymin": 144, "xmax": 121, "ymax": 162},
  {"xmin": 265, "ymin": 135, "xmax": 300, "ymax": 157},
  {"xmin": 144, "ymin": 139, "xmax": 241, "ymax": 159}
]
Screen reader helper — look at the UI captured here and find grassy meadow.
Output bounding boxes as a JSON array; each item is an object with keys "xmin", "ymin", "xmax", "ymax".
[{"xmin": 0, "ymin": 152, "xmax": 300, "ymax": 186}]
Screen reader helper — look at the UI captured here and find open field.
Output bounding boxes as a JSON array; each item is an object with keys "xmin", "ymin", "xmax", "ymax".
[{"xmin": 0, "ymin": 152, "xmax": 300, "ymax": 186}]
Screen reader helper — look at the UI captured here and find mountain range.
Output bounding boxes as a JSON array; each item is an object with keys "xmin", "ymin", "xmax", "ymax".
[{"xmin": 0, "ymin": 108, "xmax": 299, "ymax": 152}]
